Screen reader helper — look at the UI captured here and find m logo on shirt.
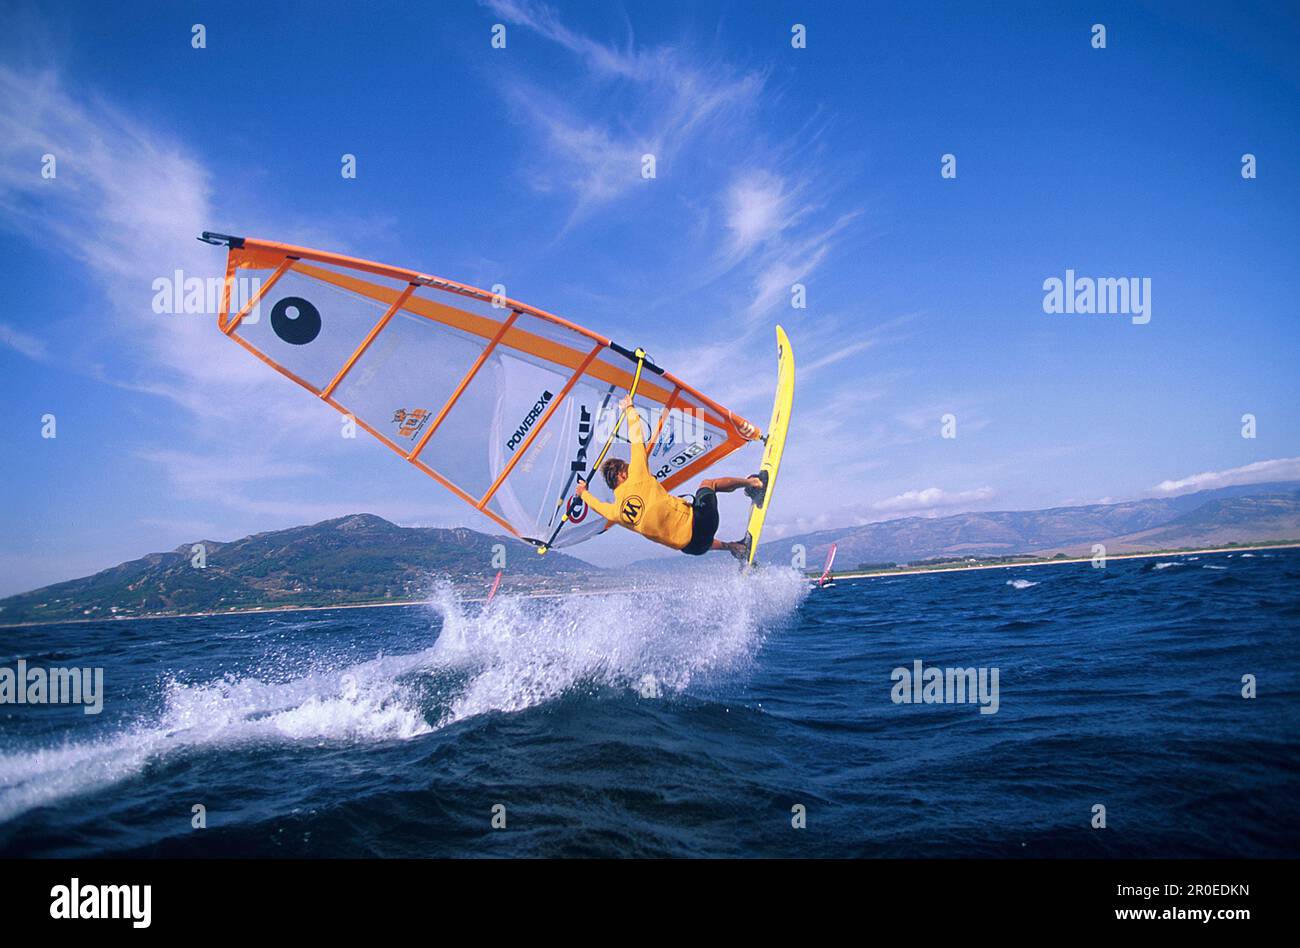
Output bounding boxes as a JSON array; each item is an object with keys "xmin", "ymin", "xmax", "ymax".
[{"xmin": 621, "ymin": 495, "xmax": 644, "ymax": 526}]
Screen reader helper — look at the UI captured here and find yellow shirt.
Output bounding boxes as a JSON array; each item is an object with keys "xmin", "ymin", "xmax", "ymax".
[{"xmin": 580, "ymin": 407, "xmax": 694, "ymax": 551}]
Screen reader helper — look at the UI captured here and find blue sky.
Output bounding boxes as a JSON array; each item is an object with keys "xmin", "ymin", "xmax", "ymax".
[{"xmin": 1, "ymin": 0, "xmax": 1297, "ymax": 595}]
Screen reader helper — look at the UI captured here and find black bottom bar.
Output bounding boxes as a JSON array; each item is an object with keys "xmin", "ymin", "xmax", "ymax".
[{"xmin": 0, "ymin": 858, "xmax": 1280, "ymax": 934}]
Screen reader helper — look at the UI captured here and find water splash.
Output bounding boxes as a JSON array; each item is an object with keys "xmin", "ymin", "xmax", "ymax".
[
  {"xmin": 428, "ymin": 566, "xmax": 806, "ymax": 725},
  {"xmin": 0, "ymin": 568, "xmax": 806, "ymax": 824}
]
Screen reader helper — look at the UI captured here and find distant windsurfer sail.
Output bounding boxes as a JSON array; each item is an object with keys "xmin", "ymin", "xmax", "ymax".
[
  {"xmin": 817, "ymin": 544, "xmax": 837, "ymax": 588},
  {"xmin": 200, "ymin": 233, "xmax": 780, "ymax": 559}
]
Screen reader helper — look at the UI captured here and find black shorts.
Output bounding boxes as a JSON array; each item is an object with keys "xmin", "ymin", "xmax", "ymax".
[{"xmin": 681, "ymin": 487, "xmax": 719, "ymax": 556}]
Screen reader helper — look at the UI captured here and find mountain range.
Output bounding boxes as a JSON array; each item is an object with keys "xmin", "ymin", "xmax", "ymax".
[
  {"xmin": 762, "ymin": 482, "xmax": 1300, "ymax": 569},
  {"xmin": 3, "ymin": 483, "xmax": 1296, "ymax": 625},
  {"xmin": 0, "ymin": 514, "xmax": 595, "ymax": 625}
]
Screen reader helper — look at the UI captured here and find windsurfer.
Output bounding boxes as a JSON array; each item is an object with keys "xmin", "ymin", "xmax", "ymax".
[{"xmin": 576, "ymin": 396, "xmax": 764, "ymax": 558}]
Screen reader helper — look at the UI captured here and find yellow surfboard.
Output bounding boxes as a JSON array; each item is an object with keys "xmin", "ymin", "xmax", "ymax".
[{"xmin": 745, "ymin": 325, "xmax": 795, "ymax": 565}]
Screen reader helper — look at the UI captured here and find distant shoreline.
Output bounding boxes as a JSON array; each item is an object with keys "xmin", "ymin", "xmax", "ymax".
[
  {"xmin": 3, "ymin": 541, "xmax": 1296, "ymax": 629},
  {"xmin": 822, "ymin": 542, "xmax": 1300, "ymax": 582},
  {"xmin": 0, "ymin": 584, "xmax": 616, "ymax": 629}
]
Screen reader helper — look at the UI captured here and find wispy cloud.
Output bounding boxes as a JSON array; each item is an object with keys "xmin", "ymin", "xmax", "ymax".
[
  {"xmin": 1153, "ymin": 456, "xmax": 1300, "ymax": 494},
  {"xmin": 485, "ymin": 0, "xmax": 766, "ymax": 226},
  {"xmin": 483, "ymin": 0, "xmax": 658, "ymax": 80},
  {"xmin": 0, "ymin": 321, "xmax": 48, "ymax": 362},
  {"xmin": 725, "ymin": 170, "xmax": 793, "ymax": 256},
  {"xmin": 137, "ymin": 446, "xmax": 467, "ymax": 531},
  {"xmin": 483, "ymin": 0, "xmax": 858, "ymax": 322},
  {"xmin": 478, "ymin": 0, "xmax": 882, "ymax": 462},
  {"xmin": 137, "ymin": 448, "xmax": 321, "ymax": 494},
  {"xmin": 737, "ymin": 208, "xmax": 858, "ymax": 323},
  {"xmin": 765, "ymin": 479, "xmax": 996, "ymax": 540},
  {"xmin": 873, "ymin": 485, "xmax": 996, "ymax": 514},
  {"xmin": 0, "ymin": 65, "xmax": 382, "ymax": 441},
  {"xmin": 798, "ymin": 313, "xmax": 916, "ymax": 380},
  {"xmin": 0, "ymin": 66, "xmax": 257, "ymax": 398}
]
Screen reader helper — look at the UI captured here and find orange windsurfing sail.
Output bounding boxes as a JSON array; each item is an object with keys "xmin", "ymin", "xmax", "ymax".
[{"xmin": 201, "ymin": 233, "xmax": 761, "ymax": 550}]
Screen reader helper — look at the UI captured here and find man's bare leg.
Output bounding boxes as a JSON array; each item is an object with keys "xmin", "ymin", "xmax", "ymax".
[
  {"xmin": 700, "ymin": 477, "xmax": 759, "ymax": 560},
  {"xmin": 701, "ymin": 476, "xmax": 762, "ymax": 493},
  {"xmin": 711, "ymin": 538, "xmax": 748, "ymax": 557}
]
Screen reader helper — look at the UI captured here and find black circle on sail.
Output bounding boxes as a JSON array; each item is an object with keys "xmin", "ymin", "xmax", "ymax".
[{"xmin": 270, "ymin": 297, "xmax": 322, "ymax": 345}]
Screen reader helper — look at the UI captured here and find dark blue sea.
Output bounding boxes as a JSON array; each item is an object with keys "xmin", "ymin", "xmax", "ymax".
[{"xmin": 2, "ymin": 548, "xmax": 1298, "ymax": 858}]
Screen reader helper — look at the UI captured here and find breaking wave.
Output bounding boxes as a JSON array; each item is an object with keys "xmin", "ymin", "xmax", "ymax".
[{"xmin": 0, "ymin": 568, "xmax": 807, "ymax": 824}]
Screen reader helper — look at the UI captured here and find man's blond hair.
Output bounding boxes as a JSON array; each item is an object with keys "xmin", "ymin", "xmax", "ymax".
[{"xmin": 601, "ymin": 457, "xmax": 628, "ymax": 490}]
